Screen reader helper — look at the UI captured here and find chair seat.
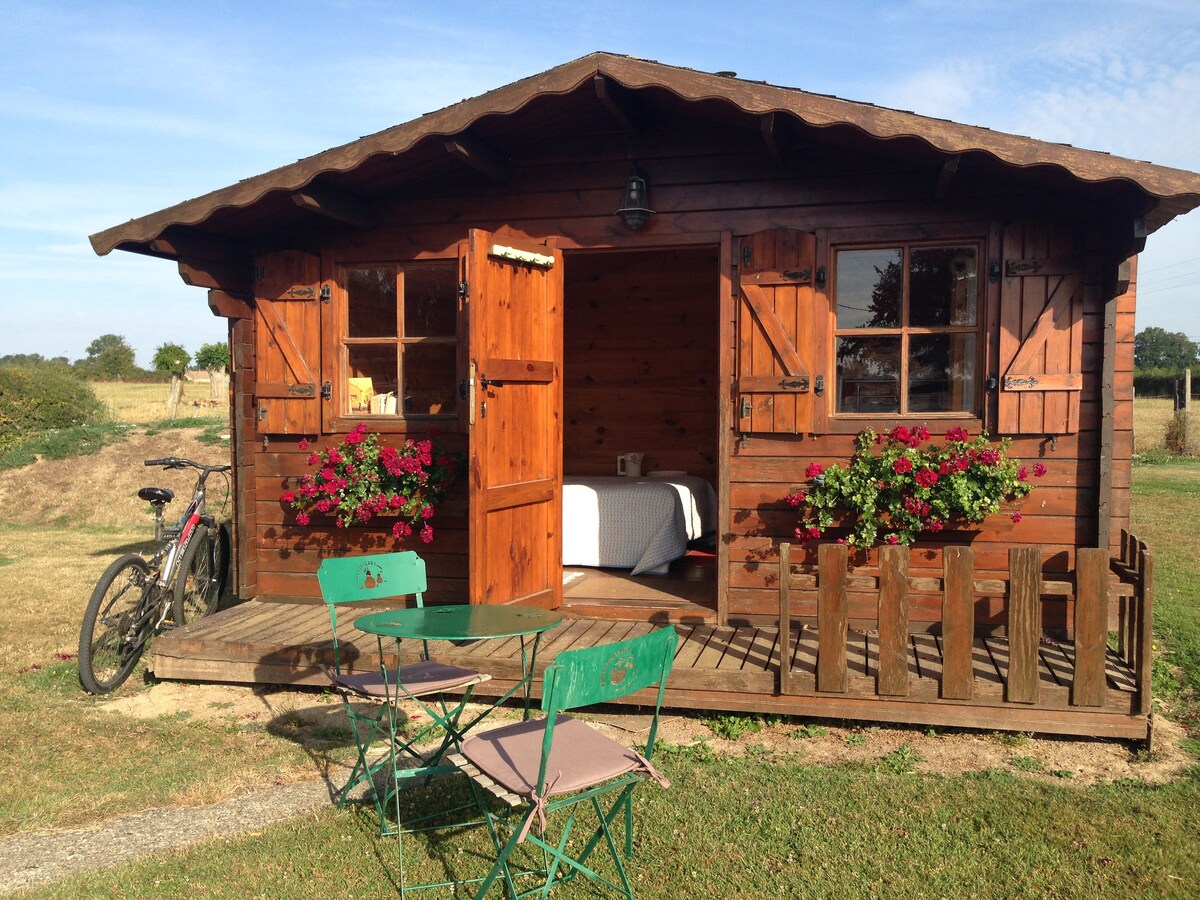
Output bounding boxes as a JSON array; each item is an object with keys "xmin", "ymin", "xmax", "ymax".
[
  {"xmin": 461, "ymin": 715, "xmax": 645, "ymax": 799},
  {"xmin": 327, "ymin": 660, "xmax": 488, "ymax": 699}
]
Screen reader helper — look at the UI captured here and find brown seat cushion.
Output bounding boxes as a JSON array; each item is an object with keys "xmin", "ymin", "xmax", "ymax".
[
  {"xmin": 461, "ymin": 715, "xmax": 643, "ymax": 798},
  {"xmin": 326, "ymin": 660, "xmax": 484, "ymax": 698}
]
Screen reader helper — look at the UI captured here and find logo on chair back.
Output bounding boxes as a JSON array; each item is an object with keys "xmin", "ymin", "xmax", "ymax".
[
  {"xmin": 604, "ymin": 648, "xmax": 636, "ymax": 689},
  {"xmin": 357, "ymin": 561, "xmax": 386, "ymax": 590}
]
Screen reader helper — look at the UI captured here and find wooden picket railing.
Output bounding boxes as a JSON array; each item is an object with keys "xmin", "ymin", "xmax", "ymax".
[{"xmin": 777, "ymin": 536, "xmax": 1154, "ymax": 715}]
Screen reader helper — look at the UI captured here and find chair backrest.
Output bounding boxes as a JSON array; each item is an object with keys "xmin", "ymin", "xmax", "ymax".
[
  {"xmin": 534, "ymin": 627, "xmax": 678, "ymax": 791},
  {"xmin": 316, "ymin": 551, "xmax": 428, "ymax": 671},
  {"xmin": 316, "ymin": 550, "xmax": 428, "ymax": 606},
  {"xmin": 541, "ymin": 626, "xmax": 677, "ymax": 715}
]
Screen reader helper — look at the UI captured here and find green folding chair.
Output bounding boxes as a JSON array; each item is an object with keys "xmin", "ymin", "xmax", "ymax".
[
  {"xmin": 316, "ymin": 551, "xmax": 489, "ymax": 834},
  {"xmin": 448, "ymin": 626, "xmax": 678, "ymax": 899}
]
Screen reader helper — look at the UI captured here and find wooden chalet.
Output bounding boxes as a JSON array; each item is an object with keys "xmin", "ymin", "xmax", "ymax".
[{"xmin": 91, "ymin": 53, "xmax": 1200, "ymax": 742}]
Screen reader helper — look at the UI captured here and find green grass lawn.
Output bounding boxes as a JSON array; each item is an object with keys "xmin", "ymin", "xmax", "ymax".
[{"xmin": 6, "ymin": 459, "xmax": 1200, "ymax": 897}]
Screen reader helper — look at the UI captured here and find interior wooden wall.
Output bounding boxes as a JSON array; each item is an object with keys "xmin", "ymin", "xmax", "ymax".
[{"xmin": 563, "ymin": 247, "xmax": 719, "ymax": 484}]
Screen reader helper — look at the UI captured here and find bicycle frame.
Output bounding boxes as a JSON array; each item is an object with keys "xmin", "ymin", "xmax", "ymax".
[{"xmin": 136, "ymin": 460, "xmax": 229, "ymax": 634}]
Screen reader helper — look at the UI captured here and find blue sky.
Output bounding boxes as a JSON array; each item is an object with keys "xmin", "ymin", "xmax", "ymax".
[{"xmin": 2, "ymin": 0, "xmax": 1198, "ymax": 366}]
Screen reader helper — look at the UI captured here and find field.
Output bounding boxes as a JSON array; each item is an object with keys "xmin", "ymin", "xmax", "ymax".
[
  {"xmin": 92, "ymin": 379, "xmax": 221, "ymax": 424},
  {"xmin": 0, "ymin": 406, "xmax": 1198, "ymax": 896},
  {"xmin": 1133, "ymin": 396, "xmax": 1200, "ymax": 453}
]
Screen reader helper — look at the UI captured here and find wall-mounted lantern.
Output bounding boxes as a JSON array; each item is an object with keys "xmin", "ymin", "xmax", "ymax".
[{"xmin": 616, "ymin": 171, "xmax": 654, "ymax": 230}]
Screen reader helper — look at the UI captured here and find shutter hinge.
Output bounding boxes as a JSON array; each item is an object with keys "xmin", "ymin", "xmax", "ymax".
[
  {"xmin": 320, "ymin": 284, "xmax": 331, "ymax": 303},
  {"xmin": 321, "ymin": 381, "xmax": 332, "ymax": 400},
  {"xmin": 458, "ymin": 280, "xmax": 469, "ymax": 301},
  {"xmin": 815, "ymin": 266, "xmax": 827, "ymax": 290},
  {"xmin": 741, "ymin": 246, "xmax": 752, "ymax": 266}
]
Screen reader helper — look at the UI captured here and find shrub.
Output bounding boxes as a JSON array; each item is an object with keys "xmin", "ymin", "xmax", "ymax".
[
  {"xmin": 1164, "ymin": 410, "xmax": 1192, "ymax": 454},
  {"xmin": 0, "ymin": 366, "xmax": 107, "ymax": 450}
]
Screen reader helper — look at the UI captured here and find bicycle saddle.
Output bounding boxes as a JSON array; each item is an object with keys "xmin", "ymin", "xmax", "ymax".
[{"xmin": 138, "ymin": 487, "xmax": 175, "ymax": 505}]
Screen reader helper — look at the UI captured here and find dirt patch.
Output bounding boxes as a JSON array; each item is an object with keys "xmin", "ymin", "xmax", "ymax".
[
  {"xmin": 0, "ymin": 427, "xmax": 230, "ymax": 528},
  {"xmin": 99, "ymin": 681, "xmax": 1192, "ymax": 787}
]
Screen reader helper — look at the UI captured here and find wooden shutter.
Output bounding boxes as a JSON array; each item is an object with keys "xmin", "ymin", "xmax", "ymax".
[
  {"xmin": 998, "ymin": 223, "xmax": 1084, "ymax": 435},
  {"xmin": 253, "ymin": 250, "xmax": 321, "ymax": 435},
  {"xmin": 735, "ymin": 228, "xmax": 824, "ymax": 434}
]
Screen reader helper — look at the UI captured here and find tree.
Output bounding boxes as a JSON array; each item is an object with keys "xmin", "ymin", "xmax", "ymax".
[
  {"xmin": 76, "ymin": 334, "xmax": 138, "ymax": 379},
  {"xmin": 153, "ymin": 342, "xmax": 191, "ymax": 419},
  {"xmin": 1134, "ymin": 327, "xmax": 1200, "ymax": 372},
  {"xmin": 193, "ymin": 342, "xmax": 230, "ymax": 372},
  {"xmin": 152, "ymin": 342, "xmax": 191, "ymax": 376},
  {"xmin": 194, "ymin": 341, "xmax": 230, "ymax": 404}
]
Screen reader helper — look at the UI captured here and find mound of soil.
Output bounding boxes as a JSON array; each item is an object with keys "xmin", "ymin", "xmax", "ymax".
[{"xmin": 0, "ymin": 427, "xmax": 231, "ymax": 528}]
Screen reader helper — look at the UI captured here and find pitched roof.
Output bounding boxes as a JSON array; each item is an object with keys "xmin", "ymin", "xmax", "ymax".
[{"xmin": 91, "ymin": 51, "xmax": 1200, "ymax": 255}]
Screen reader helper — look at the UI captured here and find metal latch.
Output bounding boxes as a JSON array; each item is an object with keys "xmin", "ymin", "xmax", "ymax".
[
  {"xmin": 321, "ymin": 381, "xmax": 332, "ymax": 400},
  {"xmin": 319, "ymin": 284, "xmax": 331, "ymax": 303},
  {"xmin": 814, "ymin": 375, "xmax": 825, "ymax": 396}
]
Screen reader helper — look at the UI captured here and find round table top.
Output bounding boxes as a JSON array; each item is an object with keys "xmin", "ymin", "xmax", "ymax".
[{"xmin": 354, "ymin": 604, "xmax": 563, "ymax": 642}]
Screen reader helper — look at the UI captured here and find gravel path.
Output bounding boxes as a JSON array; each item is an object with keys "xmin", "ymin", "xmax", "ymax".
[{"xmin": 0, "ymin": 778, "xmax": 338, "ymax": 895}]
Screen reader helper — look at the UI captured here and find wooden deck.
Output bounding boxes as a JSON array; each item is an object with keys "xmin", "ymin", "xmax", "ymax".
[{"xmin": 149, "ymin": 598, "xmax": 1148, "ymax": 742}]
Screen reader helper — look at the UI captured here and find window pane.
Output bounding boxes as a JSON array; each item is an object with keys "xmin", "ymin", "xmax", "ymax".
[
  {"xmin": 347, "ymin": 267, "xmax": 397, "ymax": 338},
  {"xmin": 404, "ymin": 262, "xmax": 458, "ymax": 337},
  {"xmin": 909, "ymin": 247, "xmax": 978, "ymax": 327},
  {"xmin": 908, "ymin": 334, "xmax": 977, "ymax": 413},
  {"xmin": 835, "ymin": 249, "xmax": 901, "ymax": 329},
  {"xmin": 402, "ymin": 343, "xmax": 457, "ymax": 416},
  {"xmin": 347, "ymin": 346, "xmax": 398, "ymax": 414},
  {"xmin": 836, "ymin": 336, "xmax": 900, "ymax": 413}
]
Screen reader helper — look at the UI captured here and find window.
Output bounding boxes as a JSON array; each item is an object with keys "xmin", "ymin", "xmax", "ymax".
[
  {"xmin": 340, "ymin": 260, "xmax": 458, "ymax": 419},
  {"xmin": 833, "ymin": 243, "xmax": 981, "ymax": 416}
]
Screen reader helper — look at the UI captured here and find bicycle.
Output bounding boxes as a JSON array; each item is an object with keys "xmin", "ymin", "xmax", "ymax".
[{"xmin": 77, "ymin": 457, "xmax": 232, "ymax": 694}]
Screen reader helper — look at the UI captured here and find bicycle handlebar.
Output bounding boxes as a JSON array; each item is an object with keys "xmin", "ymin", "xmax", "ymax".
[{"xmin": 144, "ymin": 457, "xmax": 232, "ymax": 473}]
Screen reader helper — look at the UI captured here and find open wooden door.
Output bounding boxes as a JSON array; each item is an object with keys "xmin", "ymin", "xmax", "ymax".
[{"xmin": 463, "ymin": 230, "xmax": 564, "ymax": 608}]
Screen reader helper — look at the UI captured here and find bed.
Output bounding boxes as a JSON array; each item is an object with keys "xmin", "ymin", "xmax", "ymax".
[{"xmin": 562, "ymin": 475, "xmax": 717, "ymax": 575}]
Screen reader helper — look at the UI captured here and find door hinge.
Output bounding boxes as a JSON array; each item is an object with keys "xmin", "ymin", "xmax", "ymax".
[
  {"xmin": 458, "ymin": 280, "xmax": 469, "ymax": 301},
  {"xmin": 319, "ymin": 284, "xmax": 331, "ymax": 303},
  {"xmin": 321, "ymin": 381, "xmax": 332, "ymax": 400}
]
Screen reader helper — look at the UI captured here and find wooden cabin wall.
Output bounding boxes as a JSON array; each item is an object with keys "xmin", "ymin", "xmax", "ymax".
[
  {"xmin": 725, "ymin": 217, "xmax": 1130, "ymax": 630},
  {"xmin": 563, "ymin": 247, "xmax": 719, "ymax": 484},
  {"xmin": 234, "ymin": 111, "xmax": 1134, "ymax": 619}
]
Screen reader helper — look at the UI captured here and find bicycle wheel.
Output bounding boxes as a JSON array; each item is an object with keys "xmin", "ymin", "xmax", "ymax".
[
  {"xmin": 78, "ymin": 554, "xmax": 153, "ymax": 694},
  {"xmin": 172, "ymin": 527, "xmax": 221, "ymax": 625}
]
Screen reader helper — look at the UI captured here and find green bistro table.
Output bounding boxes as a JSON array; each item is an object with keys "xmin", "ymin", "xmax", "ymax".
[{"xmin": 354, "ymin": 604, "xmax": 563, "ymax": 778}]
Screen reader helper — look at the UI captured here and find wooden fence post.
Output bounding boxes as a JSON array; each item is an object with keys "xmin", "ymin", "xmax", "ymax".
[
  {"xmin": 817, "ymin": 542, "xmax": 848, "ymax": 693},
  {"xmin": 941, "ymin": 546, "xmax": 975, "ymax": 700},
  {"xmin": 1007, "ymin": 547, "xmax": 1042, "ymax": 704},
  {"xmin": 779, "ymin": 542, "xmax": 793, "ymax": 695},
  {"xmin": 877, "ymin": 545, "xmax": 909, "ymax": 696},
  {"xmin": 1072, "ymin": 548, "xmax": 1109, "ymax": 707},
  {"xmin": 1137, "ymin": 541, "xmax": 1154, "ymax": 716}
]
